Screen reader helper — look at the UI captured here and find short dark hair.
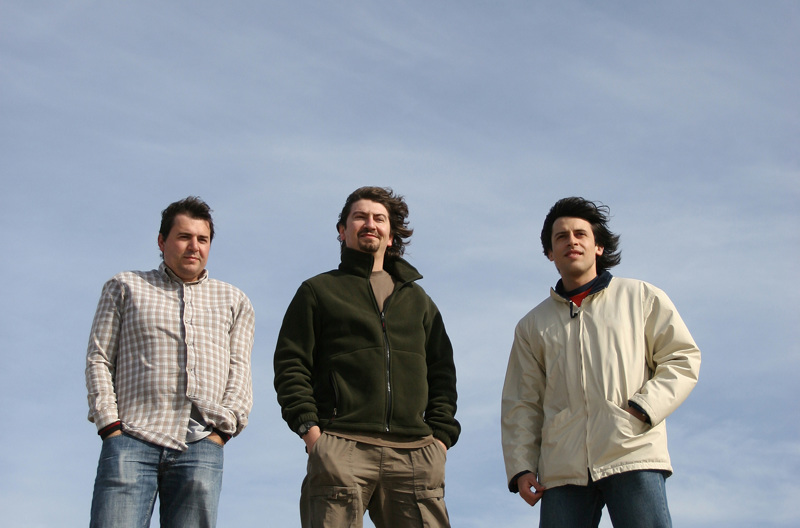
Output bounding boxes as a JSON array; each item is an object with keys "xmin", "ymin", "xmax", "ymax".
[
  {"xmin": 159, "ymin": 196, "xmax": 215, "ymax": 242},
  {"xmin": 540, "ymin": 197, "xmax": 621, "ymax": 273},
  {"xmin": 336, "ymin": 186, "xmax": 413, "ymax": 258}
]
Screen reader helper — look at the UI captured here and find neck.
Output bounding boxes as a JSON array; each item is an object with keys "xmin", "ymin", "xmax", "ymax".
[{"xmin": 371, "ymin": 253, "xmax": 385, "ymax": 272}]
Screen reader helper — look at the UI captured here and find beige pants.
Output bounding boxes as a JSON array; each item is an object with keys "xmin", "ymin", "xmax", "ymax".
[{"xmin": 300, "ymin": 433, "xmax": 450, "ymax": 528}]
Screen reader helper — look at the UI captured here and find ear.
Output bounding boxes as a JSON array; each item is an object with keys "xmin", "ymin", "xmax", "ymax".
[
  {"xmin": 158, "ymin": 233, "xmax": 166, "ymax": 252},
  {"xmin": 387, "ymin": 233, "xmax": 393, "ymax": 247},
  {"xmin": 547, "ymin": 250, "xmax": 554, "ymax": 262},
  {"xmin": 337, "ymin": 224, "xmax": 346, "ymax": 240},
  {"xmin": 595, "ymin": 245, "xmax": 604, "ymax": 257}
]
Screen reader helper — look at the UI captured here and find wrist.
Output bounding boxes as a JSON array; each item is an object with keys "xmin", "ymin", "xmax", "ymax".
[
  {"xmin": 98, "ymin": 421, "xmax": 122, "ymax": 439},
  {"xmin": 627, "ymin": 401, "xmax": 651, "ymax": 424},
  {"xmin": 212, "ymin": 428, "xmax": 232, "ymax": 444},
  {"xmin": 296, "ymin": 421, "xmax": 319, "ymax": 438}
]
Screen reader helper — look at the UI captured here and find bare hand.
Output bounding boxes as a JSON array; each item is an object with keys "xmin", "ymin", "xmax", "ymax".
[
  {"xmin": 518, "ymin": 473, "xmax": 546, "ymax": 507},
  {"xmin": 303, "ymin": 426, "xmax": 322, "ymax": 453},
  {"xmin": 207, "ymin": 432, "xmax": 225, "ymax": 446},
  {"xmin": 435, "ymin": 439, "xmax": 447, "ymax": 452}
]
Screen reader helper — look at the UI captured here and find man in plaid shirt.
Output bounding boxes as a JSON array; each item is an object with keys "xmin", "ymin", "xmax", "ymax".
[{"xmin": 85, "ymin": 196, "xmax": 255, "ymax": 528}]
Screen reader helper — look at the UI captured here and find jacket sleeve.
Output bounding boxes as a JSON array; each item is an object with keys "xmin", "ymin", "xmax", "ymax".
[
  {"xmin": 218, "ymin": 294, "xmax": 255, "ymax": 437},
  {"xmin": 85, "ymin": 278, "xmax": 123, "ymax": 431},
  {"xmin": 629, "ymin": 286, "xmax": 701, "ymax": 426},
  {"xmin": 423, "ymin": 299, "xmax": 461, "ymax": 448},
  {"xmin": 273, "ymin": 282, "xmax": 320, "ymax": 433},
  {"xmin": 501, "ymin": 316, "xmax": 545, "ymax": 490}
]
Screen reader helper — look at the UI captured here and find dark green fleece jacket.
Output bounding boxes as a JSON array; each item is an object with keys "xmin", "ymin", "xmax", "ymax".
[{"xmin": 274, "ymin": 248, "xmax": 460, "ymax": 448}]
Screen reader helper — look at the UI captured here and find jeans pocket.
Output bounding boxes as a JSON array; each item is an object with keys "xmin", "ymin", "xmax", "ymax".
[{"xmin": 202, "ymin": 436, "xmax": 225, "ymax": 449}]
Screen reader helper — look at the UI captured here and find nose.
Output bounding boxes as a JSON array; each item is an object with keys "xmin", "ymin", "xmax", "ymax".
[
  {"xmin": 364, "ymin": 215, "xmax": 376, "ymax": 228},
  {"xmin": 188, "ymin": 237, "xmax": 200, "ymax": 250},
  {"xmin": 567, "ymin": 233, "xmax": 578, "ymax": 246}
]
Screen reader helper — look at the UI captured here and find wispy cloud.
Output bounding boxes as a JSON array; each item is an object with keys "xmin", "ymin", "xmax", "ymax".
[{"xmin": 1, "ymin": 1, "xmax": 797, "ymax": 526}]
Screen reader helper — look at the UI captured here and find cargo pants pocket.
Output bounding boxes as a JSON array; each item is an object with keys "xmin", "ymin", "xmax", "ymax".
[
  {"xmin": 411, "ymin": 442, "xmax": 450, "ymax": 528},
  {"xmin": 301, "ymin": 434, "xmax": 362, "ymax": 528}
]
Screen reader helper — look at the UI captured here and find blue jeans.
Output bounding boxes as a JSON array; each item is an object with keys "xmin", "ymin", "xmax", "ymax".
[
  {"xmin": 539, "ymin": 470, "xmax": 672, "ymax": 528},
  {"xmin": 90, "ymin": 433, "xmax": 224, "ymax": 528}
]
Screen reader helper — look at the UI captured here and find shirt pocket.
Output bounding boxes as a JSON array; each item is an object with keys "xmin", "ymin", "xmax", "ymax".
[{"xmin": 198, "ymin": 306, "xmax": 234, "ymax": 349}]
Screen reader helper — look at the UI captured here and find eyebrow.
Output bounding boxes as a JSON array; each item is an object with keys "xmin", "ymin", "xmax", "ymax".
[
  {"xmin": 553, "ymin": 228, "xmax": 588, "ymax": 236},
  {"xmin": 176, "ymin": 232, "xmax": 209, "ymax": 239},
  {"xmin": 352, "ymin": 211, "xmax": 387, "ymax": 219}
]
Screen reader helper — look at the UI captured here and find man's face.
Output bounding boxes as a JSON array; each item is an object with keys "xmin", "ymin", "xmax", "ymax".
[
  {"xmin": 547, "ymin": 216, "xmax": 604, "ymax": 289},
  {"xmin": 338, "ymin": 199, "xmax": 393, "ymax": 256},
  {"xmin": 157, "ymin": 213, "xmax": 211, "ymax": 282}
]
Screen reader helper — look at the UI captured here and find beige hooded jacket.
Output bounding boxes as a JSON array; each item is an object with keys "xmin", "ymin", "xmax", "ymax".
[{"xmin": 501, "ymin": 276, "xmax": 700, "ymax": 489}]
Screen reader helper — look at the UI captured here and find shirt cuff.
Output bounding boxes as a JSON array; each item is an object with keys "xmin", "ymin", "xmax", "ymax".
[{"xmin": 98, "ymin": 421, "xmax": 122, "ymax": 439}]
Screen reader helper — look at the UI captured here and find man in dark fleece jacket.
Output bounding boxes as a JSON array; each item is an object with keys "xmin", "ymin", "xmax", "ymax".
[{"xmin": 274, "ymin": 186, "xmax": 460, "ymax": 528}]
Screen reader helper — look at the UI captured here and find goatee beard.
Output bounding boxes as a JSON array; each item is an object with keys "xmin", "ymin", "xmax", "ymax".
[{"xmin": 358, "ymin": 238, "xmax": 380, "ymax": 253}]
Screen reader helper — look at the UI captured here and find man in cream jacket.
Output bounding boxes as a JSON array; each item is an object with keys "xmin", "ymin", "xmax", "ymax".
[{"xmin": 501, "ymin": 197, "xmax": 700, "ymax": 528}]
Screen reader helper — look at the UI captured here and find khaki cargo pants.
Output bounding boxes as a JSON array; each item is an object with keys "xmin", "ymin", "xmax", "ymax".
[{"xmin": 300, "ymin": 433, "xmax": 450, "ymax": 528}]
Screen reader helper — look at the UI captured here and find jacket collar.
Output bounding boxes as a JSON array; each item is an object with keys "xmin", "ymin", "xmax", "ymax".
[
  {"xmin": 552, "ymin": 270, "xmax": 613, "ymax": 302},
  {"xmin": 338, "ymin": 247, "xmax": 423, "ymax": 284}
]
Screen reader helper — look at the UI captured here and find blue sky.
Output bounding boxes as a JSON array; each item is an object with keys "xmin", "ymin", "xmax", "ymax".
[{"xmin": 1, "ymin": 1, "xmax": 798, "ymax": 526}]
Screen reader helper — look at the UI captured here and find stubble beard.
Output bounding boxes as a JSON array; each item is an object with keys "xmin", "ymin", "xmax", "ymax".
[{"xmin": 357, "ymin": 237, "xmax": 380, "ymax": 253}]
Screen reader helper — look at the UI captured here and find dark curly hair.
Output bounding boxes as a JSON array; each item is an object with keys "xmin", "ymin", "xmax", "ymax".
[
  {"xmin": 540, "ymin": 197, "xmax": 621, "ymax": 273},
  {"xmin": 336, "ymin": 187, "xmax": 413, "ymax": 258},
  {"xmin": 159, "ymin": 196, "xmax": 215, "ymax": 242}
]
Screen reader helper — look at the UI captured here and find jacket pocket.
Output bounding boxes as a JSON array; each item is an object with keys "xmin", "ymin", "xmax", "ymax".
[
  {"xmin": 590, "ymin": 400, "xmax": 653, "ymax": 468},
  {"xmin": 323, "ymin": 347, "xmax": 386, "ymax": 426},
  {"xmin": 328, "ymin": 371, "xmax": 340, "ymax": 420},
  {"xmin": 541, "ymin": 407, "xmax": 573, "ymax": 451},
  {"xmin": 605, "ymin": 400, "xmax": 649, "ymax": 438}
]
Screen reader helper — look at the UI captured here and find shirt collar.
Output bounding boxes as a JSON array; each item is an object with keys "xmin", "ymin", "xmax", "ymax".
[{"xmin": 159, "ymin": 261, "xmax": 209, "ymax": 285}]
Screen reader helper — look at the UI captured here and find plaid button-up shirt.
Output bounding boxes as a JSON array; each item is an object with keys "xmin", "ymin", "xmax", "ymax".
[{"xmin": 85, "ymin": 263, "xmax": 255, "ymax": 451}]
